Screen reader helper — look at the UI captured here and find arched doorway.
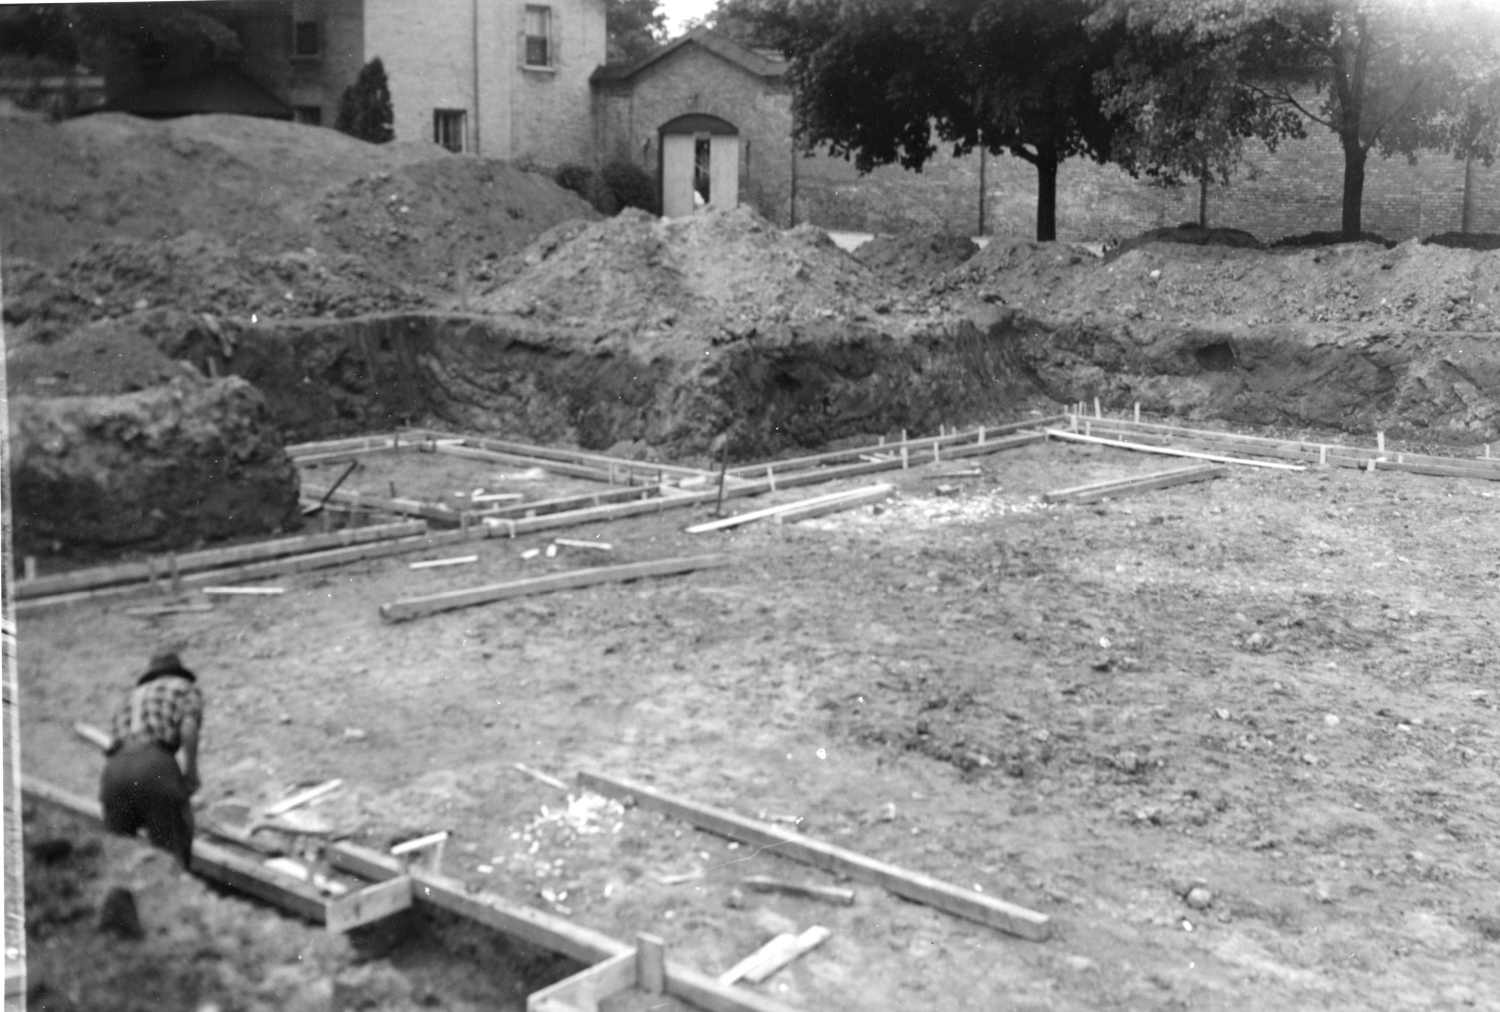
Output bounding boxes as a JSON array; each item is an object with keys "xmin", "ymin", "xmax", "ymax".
[{"xmin": 658, "ymin": 113, "xmax": 740, "ymax": 218}]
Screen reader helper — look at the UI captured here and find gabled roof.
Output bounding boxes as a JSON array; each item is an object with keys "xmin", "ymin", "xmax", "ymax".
[
  {"xmin": 591, "ymin": 26, "xmax": 788, "ymax": 85},
  {"xmin": 103, "ymin": 62, "xmax": 291, "ymax": 120}
]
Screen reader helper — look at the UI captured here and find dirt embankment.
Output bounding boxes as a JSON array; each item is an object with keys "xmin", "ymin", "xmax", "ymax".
[{"xmin": 8, "ymin": 375, "xmax": 300, "ymax": 557}]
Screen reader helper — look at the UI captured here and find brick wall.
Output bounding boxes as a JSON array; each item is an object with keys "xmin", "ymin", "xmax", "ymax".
[
  {"xmin": 509, "ymin": 0, "xmax": 607, "ymax": 167},
  {"xmin": 594, "ymin": 43, "xmax": 794, "ymax": 218}
]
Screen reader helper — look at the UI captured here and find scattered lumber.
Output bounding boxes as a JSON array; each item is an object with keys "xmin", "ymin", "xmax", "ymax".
[
  {"xmin": 1045, "ymin": 429, "xmax": 1306, "ymax": 471},
  {"xmin": 513, "ymin": 763, "xmax": 570, "ymax": 792},
  {"xmin": 409, "ymin": 555, "xmax": 479, "ymax": 570},
  {"xmin": 577, "ymin": 772, "xmax": 1051, "ymax": 941},
  {"xmin": 73, "ymin": 721, "xmax": 111, "ymax": 752},
  {"xmin": 15, "ymin": 520, "xmax": 426, "ymax": 600},
  {"xmin": 123, "ymin": 602, "xmax": 216, "ymax": 617},
  {"xmin": 264, "ymin": 779, "xmax": 343, "ymax": 817},
  {"xmin": 718, "ymin": 926, "xmax": 831, "ymax": 986},
  {"xmin": 687, "ymin": 485, "xmax": 892, "ymax": 533},
  {"xmin": 740, "ymin": 875, "xmax": 855, "ymax": 906},
  {"xmin": 379, "ymin": 554, "xmax": 732, "ymax": 623},
  {"xmin": 1043, "ymin": 463, "xmax": 1227, "ymax": 504},
  {"xmin": 774, "ymin": 484, "xmax": 892, "ymax": 524}
]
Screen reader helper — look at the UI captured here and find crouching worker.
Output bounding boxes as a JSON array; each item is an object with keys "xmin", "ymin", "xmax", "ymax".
[{"xmin": 99, "ymin": 651, "xmax": 204, "ymax": 868}]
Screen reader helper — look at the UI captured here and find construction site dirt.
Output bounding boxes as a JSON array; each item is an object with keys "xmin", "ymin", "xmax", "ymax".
[{"xmin": 7, "ymin": 110, "xmax": 1500, "ymax": 1010}]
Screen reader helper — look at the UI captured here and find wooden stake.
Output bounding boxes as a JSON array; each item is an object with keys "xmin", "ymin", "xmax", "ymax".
[
  {"xmin": 637, "ymin": 934, "xmax": 666, "ymax": 995},
  {"xmin": 23, "ymin": 557, "xmax": 36, "ymax": 582},
  {"xmin": 901, "ymin": 445, "xmax": 909, "ymax": 470},
  {"xmin": 716, "ymin": 437, "xmax": 731, "ymax": 518},
  {"xmin": 1134, "ymin": 402, "xmax": 1141, "ymax": 423},
  {"xmin": 1377, "ymin": 431, "xmax": 1386, "ymax": 454},
  {"xmin": 1094, "ymin": 397, "xmax": 1102, "ymax": 418}
]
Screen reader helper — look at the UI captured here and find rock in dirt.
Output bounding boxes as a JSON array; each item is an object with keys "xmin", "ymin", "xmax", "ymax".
[
  {"xmin": 9, "ymin": 375, "xmax": 300, "ymax": 556},
  {"xmin": 97, "ymin": 886, "xmax": 144, "ymax": 940}
]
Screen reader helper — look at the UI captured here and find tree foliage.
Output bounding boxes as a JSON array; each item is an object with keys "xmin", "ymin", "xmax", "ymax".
[
  {"xmin": 725, "ymin": 0, "xmax": 1128, "ymax": 241},
  {"xmin": 607, "ymin": 0, "xmax": 667, "ymax": 63},
  {"xmin": 336, "ymin": 58, "xmax": 394, "ymax": 144},
  {"xmin": 1101, "ymin": 0, "xmax": 1500, "ymax": 239}
]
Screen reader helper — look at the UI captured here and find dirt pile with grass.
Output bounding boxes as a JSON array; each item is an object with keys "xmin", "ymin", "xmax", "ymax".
[{"xmin": 9, "ymin": 375, "xmax": 300, "ymax": 557}]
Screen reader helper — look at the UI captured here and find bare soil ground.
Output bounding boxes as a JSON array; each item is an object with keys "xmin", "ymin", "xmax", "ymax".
[
  {"xmin": 18, "ymin": 428, "xmax": 1500, "ymax": 1010},
  {"xmin": 8, "ymin": 111, "xmax": 1500, "ymax": 1011}
]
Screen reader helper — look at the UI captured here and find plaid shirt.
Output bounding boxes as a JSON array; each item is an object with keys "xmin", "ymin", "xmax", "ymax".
[{"xmin": 109, "ymin": 676, "xmax": 203, "ymax": 752}]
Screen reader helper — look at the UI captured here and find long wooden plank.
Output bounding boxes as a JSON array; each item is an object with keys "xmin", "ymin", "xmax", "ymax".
[
  {"xmin": 380, "ymin": 554, "xmax": 731, "ymax": 622},
  {"xmin": 22, "ymin": 777, "xmax": 329, "ymax": 922},
  {"xmin": 726, "ymin": 418, "xmax": 1063, "ymax": 477},
  {"xmin": 1043, "ymin": 464, "xmax": 1227, "ymax": 504},
  {"xmin": 686, "ymin": 485, "xmax": 892, "ymax": 534},
  {"xmin": 477, "ymin": 486, "xmax": 660, "ymax": 521},
  {"xmin": 463, "ymin": 435, "xmax": 712, "ymax": 480},
  {"xmin": 1076, "ymin": 416, "xmax": 1500, "ymax": 476},
  {"xmin": 578, "ymin": 772, "xmax": 1050, "ymax": 941},
  {"xmin": 1045, "ymin": 429, "xmax": 1306, "ymax": 471},
  {"xmin": 17, "ymin": 531, "xmax": 453, "ymax": 613},
  {"xmin": 298, "ymin": 484, "xmax": 464, "ymax": 526},
  {"xmin": 434, "ymin": 442, "xmax": 635, "ymax": 484},
  {"xmin": 286, "ymin": 434, "xmax": 397, "ymax": 458},
  {"xmin": 16, "ymin": 520, "xmax": 427, "ymax": 599},
  {"xmin": 326, "ymin": 843, "xmax": 802, "ymax": 1012},
  {"xmin": 773, "ymin": 484, "xmax": 894, "ymax": 523},
  {"xmin": 1374, "ymin": 458, "xmax": 1500, "ymax": 481}
]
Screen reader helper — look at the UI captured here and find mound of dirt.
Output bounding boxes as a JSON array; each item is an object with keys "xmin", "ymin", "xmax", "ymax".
[
  {"xmin": 464, "ymin": 206, "xmax": 912, "ymax": 356},
  {"xmin": 1109, "ymin": 222, "xmax": 1263, "ymax": 258},
  {"xmin": 853, "ymin": 231, "xmax": 979, "ymax": 288},
  {"xmin": 9, "ymin": 375, "xmax": 300, "ymax": 557},
  {"xmin": 944, "ymin": 238, "xmax": 1500, "ymax": 333},
  {"xmin": 0, "ymin": 112, "xmax": 596, "ymax": 348}
]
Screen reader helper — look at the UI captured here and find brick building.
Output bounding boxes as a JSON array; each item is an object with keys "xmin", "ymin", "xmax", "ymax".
[{"xmin": 104, "ymin": 0, "xmax": 606, "ymax": 165}]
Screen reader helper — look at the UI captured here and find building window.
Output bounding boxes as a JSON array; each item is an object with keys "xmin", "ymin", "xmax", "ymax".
[
  {"xmin": 523, "ymin": 5, "xmax": 552, "ymax": 67},
  {"xmin": 293, "ymin": 19, "xmax": 320, "ymax": 57},
  {"xmin": 293, "ymin": 105, "xmax": 322, "ymax": 126},
  {"xmin": 434, "ymin": 109, "xmax": 467, "ymax": 153}
]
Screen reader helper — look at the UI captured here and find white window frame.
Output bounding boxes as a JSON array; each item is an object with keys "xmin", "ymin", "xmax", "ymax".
[{"xmin": 522, "ymin": 5, "xmax": 554, "ymax": 69}]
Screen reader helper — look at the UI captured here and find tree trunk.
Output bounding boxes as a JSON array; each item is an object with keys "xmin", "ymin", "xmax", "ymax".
[
  {"xmin": 1341, "ymin": 139, "xmax": 1367, "ymax": 240},
  {"xmin": 1034, "ymin": 150, "xmax": 1058, "ymax": 242}
]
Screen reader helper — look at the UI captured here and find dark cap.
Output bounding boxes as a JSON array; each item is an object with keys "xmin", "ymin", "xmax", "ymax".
[{"xmin": 138, "ymin": 651, "xmax": 196, "ymax": 685}]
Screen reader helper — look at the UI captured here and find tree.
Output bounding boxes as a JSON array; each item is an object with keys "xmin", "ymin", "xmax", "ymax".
[
  {"xmin": 336, "ymin": 57, "xmax": 394, "ymax": 144},
  {"xmin": 725, "ymin": 0, "xmax": 1129, "ymax": 241},
  {"xmin": 1103, "ymin": 0, "xmax": 1500, "ymax": 240},
  {"xmin": 607, "ymin": 0, "xmax": 667, "ymax": 63}
]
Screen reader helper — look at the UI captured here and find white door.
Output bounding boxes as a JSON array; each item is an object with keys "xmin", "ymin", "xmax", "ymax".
[
  {"xmin": 662, "ymin": 133, "xmax": 696, "ymax": 218},
  {"xmin": 709, "ymin": 134, "xmax": 739, "ymax": 210}
]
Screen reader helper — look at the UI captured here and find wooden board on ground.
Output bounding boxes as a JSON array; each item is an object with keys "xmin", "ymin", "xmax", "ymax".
[
  {"xmin": 718, "ymin": 926, "xmax": 832, "ymax": 986},
  {"xmin": 577, "ymin": 771, "xmax": 1051, "ymax": 941},
  {"xmin": 379, "ymin": 554, "xmax": 732, "ymax": 623},
  {"xmin": 1042, "ymin": 464, "xmax": 1227, "ymax": 504},
  {"xmin": 686, "ymin": 485, "xmax": 892, "ymax": 534},
  {"xmin": 1045, "ymin": 429, "xmax": 1306, "ymax": 471},
  {"xmin": 325, "ymin": 875, "xmax": 414, "ymax": 933},
  {"xmin": 326, "ymin": 842, "xmax": 804, "ymax": 1012},
  {"xmin": 740, "ymin": 875, "xmax": 855, "ymax": 906}
]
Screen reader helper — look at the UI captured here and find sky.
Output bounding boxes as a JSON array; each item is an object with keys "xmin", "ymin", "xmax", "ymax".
[{"xmin": 660, "ymin": 0, "xmax": 720, "ymax": 37}]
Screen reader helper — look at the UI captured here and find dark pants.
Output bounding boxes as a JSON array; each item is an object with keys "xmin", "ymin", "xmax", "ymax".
[{"xmin": 99, "ymin": 741, "xmax": 194, "ymax": 867}]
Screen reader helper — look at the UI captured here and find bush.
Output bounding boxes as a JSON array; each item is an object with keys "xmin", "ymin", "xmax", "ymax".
[
  {"xmin": 553, "ymin": 163, "xmax": 595, "ymax": 200},
  {"xmin": 600, "ymin": 160, "xmax": 657, "ymax": 215},
  {"xmin": 335, "ymin": 57, "xmax": 393, "ymax": 144}
]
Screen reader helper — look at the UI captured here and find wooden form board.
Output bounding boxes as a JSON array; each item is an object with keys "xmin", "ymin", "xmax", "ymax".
[
  {"xmin": 326, "ymin": 843, "xmax": 805, "ymax": 1012},
  {"xmin": 577, "ymin": 772, "xmax": 1051, "ymax": 941},
  {"xmin": 380, "ymin": 554, "xmax": 732, "ymax": 623},
  {"xmin": 298, "ymin": 483, "xmax": 464, "ymax": 526},
  {"xmin": 325, "ymin": 875, "xmax": 413, "ymax": 933},
  {"xmin": 1046, "ymin": 429, "xmax": 1306, "ymax": 471},
  {"xmin": 773, "ymin": 484, "xmax": 893, "ymax": 524},
  {"xmin": 286, "ymin": 434, "xmax": 398, "ymax": 458},
  {"xmin": 15, "ymin": 520, "xmax": 426, "ymax": 599},
  {"xmin": 725, "ymin": 418, "xmax": 1063, "ymax": 478},
  {"xmin": 1070, "ymin": 415, "xmax": 1500, "ymax": 480},
  {"xmin": 22, "ymin": 777, "xmax": 329, "ymax": 922},
  {"xmin": 528, "ymin": 949, "xmax": 638, "ymax": 1012},
  {"xmin": 16, "ymin": 531, "xmax": 446, "ymax": 613},
  {"xmin": 1042, "ymin": 464, "xmax": 1227, "ymax": 504}
]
